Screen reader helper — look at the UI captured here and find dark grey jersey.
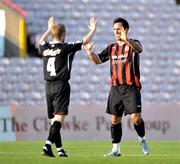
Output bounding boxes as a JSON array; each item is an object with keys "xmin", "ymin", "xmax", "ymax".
[{"xmin": 39, "ymin": 41, "xmax": 83, "ymax": 82}]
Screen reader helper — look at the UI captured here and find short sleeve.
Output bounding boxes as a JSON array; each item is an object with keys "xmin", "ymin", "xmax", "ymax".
[
  {"xmin": 66, "ymin": 40, "xmax": 83, "ymax": 52},
  {"xmin": 38, "ymin": 41, "xmax": 49, "ymax": 55},
  {"xmin": 97, "ymin": 45, "xmax": 111, "ymax": 63}
]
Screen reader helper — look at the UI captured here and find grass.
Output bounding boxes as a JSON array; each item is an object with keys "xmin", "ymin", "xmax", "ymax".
[{"xmin": 0, "ymin": 140, "xmax": 180, "ymax": 164}]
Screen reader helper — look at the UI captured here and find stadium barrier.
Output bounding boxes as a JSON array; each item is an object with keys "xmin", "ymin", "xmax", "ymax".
[{"xmin": 0, "ymin": 103, "xmax": 180, "ymax": 141}]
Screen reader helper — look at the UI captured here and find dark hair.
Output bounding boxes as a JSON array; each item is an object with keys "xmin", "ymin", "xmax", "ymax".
[{"xmin": 113, "ymin": 17, "xmax": 129, "ymax": 30}]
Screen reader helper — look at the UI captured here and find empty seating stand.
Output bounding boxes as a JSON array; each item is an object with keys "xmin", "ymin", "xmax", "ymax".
[{"xmin": 0, "ymin": 0, "xmax": 179, "ymax": 104}]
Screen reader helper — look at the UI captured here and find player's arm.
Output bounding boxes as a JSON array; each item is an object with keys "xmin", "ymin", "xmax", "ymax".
[
  {"xmin": 120, "ymin": 29, "xmax": 142, "ymax": 53},
  {"xmin": 126, "ymin": 38, "xmax": 142, "ymax": 53},
  {"xmin": 82, "ymin": 16, "xmax": 97, "ymax": 45},
  {"xmin": 84, "ymin": 41, "xmax": 102, "ymax": 65},
  {"xmin": 39, "ymin": 17, "xmax": 56, "ymax": 44}
]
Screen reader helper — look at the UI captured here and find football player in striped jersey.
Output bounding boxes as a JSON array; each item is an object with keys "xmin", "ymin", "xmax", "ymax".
[{"xmin": 84, "ymin": 17, "xmax": 149, "ymax": 157}]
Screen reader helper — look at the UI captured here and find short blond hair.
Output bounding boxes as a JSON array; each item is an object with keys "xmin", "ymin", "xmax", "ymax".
[{"xmin": 50, "ymin": 24, "xmax": 66, "ymax": 41}]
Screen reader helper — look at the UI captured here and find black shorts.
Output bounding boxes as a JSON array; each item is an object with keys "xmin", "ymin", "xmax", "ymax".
[
  {"xmin": 106, "ymin": 84, "xmax": 141, "ymax": 117},
  {"xmin": 45, "ymin": 81, "xmax": 70, "ymax": 119}
]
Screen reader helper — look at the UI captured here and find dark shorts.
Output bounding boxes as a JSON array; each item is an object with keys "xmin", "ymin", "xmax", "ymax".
[
  {"xmin": 46, "ymin": 81, "xmax": 70, "ymax": 119},
  {"xmin": 106, "ymin": 84, "xmax": 141, "ymax": 117}
]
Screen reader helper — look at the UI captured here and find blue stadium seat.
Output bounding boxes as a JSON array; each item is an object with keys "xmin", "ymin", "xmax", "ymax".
[{"xmin": 1, "ymin": 0, "xmax": 179, "ymax": 104}]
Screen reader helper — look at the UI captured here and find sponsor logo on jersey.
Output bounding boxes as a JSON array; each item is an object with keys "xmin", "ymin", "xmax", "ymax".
[
  {"xmin": 43, "ymin": 49, "xmax": 61, "ymax": 56},
  {"xmin": 111, "ymin": 54, "xmax": 128, "ymax": 64}
]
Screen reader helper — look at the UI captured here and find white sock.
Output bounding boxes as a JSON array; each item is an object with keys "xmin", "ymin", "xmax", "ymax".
[
  {"xmin": 57, "ymin": 147, "xmax": 63, "ymax": 152},
  {"xmin": 139, "ymin": 136, "xmax": 146, "ymax": 142},
  {"xmin": 112, "ymin": 143, "xmax": 120, "ymax": 153},
  {"xmin": 46, "ymin": 140, "xmax": 52, "ymax": 145}
]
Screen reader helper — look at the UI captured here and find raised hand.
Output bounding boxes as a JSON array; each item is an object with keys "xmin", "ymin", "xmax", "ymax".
[
  {"xmin": 48, "ymin": 17, "xmax": 56, "ymax": 30},
  {"xmin": 88, "ymin": 16, "xmax": 97, "ymax": 31}
]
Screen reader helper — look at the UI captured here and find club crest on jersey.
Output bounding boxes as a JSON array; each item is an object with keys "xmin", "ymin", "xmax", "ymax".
[
  {"xmin": 125, "ymin": 46, "xmax": 129, "ymax": 51},
  {"xmin": 43, "ymin": 49, "xmax": 61, "ymax": 56}
]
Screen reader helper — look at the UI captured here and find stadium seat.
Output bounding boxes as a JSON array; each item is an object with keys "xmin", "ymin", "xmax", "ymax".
[{"xmin": 1, "ymin": 0, "xmax": 179, "ymax": 105}]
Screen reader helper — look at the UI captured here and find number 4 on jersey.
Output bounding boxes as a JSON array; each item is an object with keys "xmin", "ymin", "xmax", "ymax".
[{"xmin": 47, "ymin": 57, "xmax": 56, "ymax": 76}]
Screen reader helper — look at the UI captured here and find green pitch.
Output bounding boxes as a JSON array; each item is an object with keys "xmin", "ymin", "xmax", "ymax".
[{"xmin": 0, "ymin": 140, "xmax": 180, "ymax": 164}]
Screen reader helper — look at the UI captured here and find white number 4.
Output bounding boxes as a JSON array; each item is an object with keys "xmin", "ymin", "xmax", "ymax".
[{"xmin": 47, "ymin": 57, "xmax": 56, "ymax": 76}]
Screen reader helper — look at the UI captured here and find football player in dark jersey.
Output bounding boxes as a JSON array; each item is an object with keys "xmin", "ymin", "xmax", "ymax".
[
  {"xmin": 39, "ymin": 16, "xmax": 97, "ymax": 157},
  {"xmin": 84, "ymin": 17, "xmax": 149, "ymax": 157}
]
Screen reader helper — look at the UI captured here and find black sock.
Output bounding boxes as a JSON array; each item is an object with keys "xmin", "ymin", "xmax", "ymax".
[
  {"xmin": 111, "ymin": 123, "xmax": 122, "ymax": 143},
  {"xmin": 45, "ymin": 121, "xmax": 60, "ymax": 148},
  {"xmin": 134, "ymin": 119, "xmax": 145, "ymax": 137},
  {"xmin": 53, "ymin": 121, "xmax": 62, "ymax": 148}
]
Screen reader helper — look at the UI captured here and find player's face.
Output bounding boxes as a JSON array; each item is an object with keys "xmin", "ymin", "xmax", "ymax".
[{"xmin": 113, "ymin": 23, "xmax": 128, "ymax": 41}]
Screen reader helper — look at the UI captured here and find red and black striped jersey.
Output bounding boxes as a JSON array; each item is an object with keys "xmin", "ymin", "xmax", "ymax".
[
  {"xmin": 97, "ymin": 39, "xmax": 142, "ymax": 89},
  {"xmin": 39, "ymin": 41, "xmax": 83, "ymax": 82}
]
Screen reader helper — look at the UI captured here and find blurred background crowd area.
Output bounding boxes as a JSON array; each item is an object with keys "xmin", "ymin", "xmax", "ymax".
[{"xmin": 0, "ymin": 0, "xmax": 180, "ymax": 105}]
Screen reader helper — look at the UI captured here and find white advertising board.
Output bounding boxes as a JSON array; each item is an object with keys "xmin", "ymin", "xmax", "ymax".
[{"xmin": 0, "ymin": 103, "xmax": 180, "ymax": 141}]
